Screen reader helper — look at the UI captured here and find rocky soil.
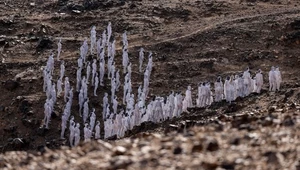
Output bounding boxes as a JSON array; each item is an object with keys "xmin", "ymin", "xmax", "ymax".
[{"xmin": 0, "ymin": 0, "xmax": 300, "ymax": 169}]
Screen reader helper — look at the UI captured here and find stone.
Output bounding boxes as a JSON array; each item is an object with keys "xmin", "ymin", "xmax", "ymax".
[
  {"xmin": 113, "ymin": 146, "xmax": 127, "ymax": 155},
  {"xmin": 206, "ymin": 139, "xmax": 219, "ymax": 152},
  {"xmin": 282, "ymin": 116, "xmax": 294, "ymax": 126},
  {"xmin": 173, "ymin": 146, "xmax": 182, "ymax": 154},
  {"xmin": 191, "ymin": 143, "xmax": 203, "ymax": 152},
  {"xmin": 36, "ymin": 37, "xmax": 53, "ymax": 52},
  {"xmin": 230, "ymin": 137, "xmax": 240, "ymax": 145},
  {"xmin": 4, "ymin": 80, "xmax": 19, "ymax": 91}
]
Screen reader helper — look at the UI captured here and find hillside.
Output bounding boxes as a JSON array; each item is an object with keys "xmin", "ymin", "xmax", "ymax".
[{"xmin": 0, "ymin": 0, "xmax": 300, "ymax": 169}]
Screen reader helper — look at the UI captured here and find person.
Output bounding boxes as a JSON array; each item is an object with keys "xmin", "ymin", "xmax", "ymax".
[
  {"xmin": 205, "ymin": 82, "xmax": 213, "ymax": 105},
  {"xmin": 99, "ymin": 58, "xmax": 105, "ymax": 86},
  {"xmin": 60, "ymin": 113, "xmax": 68, "ymax": 139},
  {"xmin": 74, "ymin": 123, "xmax": 81, "ymax": 146},
  {"xmin": 185, "ymin": 85, "xmax": 193, "ymax": 107},
  {"xmin": 57, "ymin": 39, "xmax": 62, "ymax": 60},
  {"xmin": 95, "ymin": 121, "xmax": 101, "ymax": 139},
  {"xmin": 94, "ymin": 73, "xmax": 99, "ymax": 96},
  {"xmin": 103, "ymin": 93, "xmax": 108, "ymax": 120},
  {"xmin": 139, "ymin": 48, "xmax": 144, "ymax": 72},
  {"xmin": 64, "ymin": 77, "xmax": 70, "ymax": 102},
  {"xmin": 269, "ymin": 66, "xmax": 276, "ymax": 91},
  {"xmin": 69, "ymin": 121, "xmax": 75, "ymax": 147},
  {"xmin": 84, "ymin": 123, "xmax": 91, "ymax": 142},
  {"xmin": 243, "ymin": 67, "xmax": 251, "ymax": 96},
  {"xmin": 90, "ymin": 108, "xmax": 96, "ymax": 131},
  {"xmin": 60, "ymin": 61, "xmax": 65, "ymax": 80},
  {"xmin": 275, "ymin": 66, "xmax": 282, "ymax": 91},
  {"xmin": 86, "ymin": 61, "xmax": 91, "ymax": 84},
  {"xmin": 225, "ymin": 76, "xmax": 234, "ymax": 103},
  {"xmin": 255, "ymin": 69, "xmax": 263, "ymax": 93},
  {"xmin": 76, "ymin": 68, "xmax": 81, "ymax": 92},
  {"xmin": 90, "ymin": 26, "xmax": 96, "ymax": 54},
  {"xmin": 83, "ymin": 99, "xmax": 89, "ymax": 123},
  {"xmin": 57, "ymin": 78, "xmax": 62, "ymax": 96},
  {"xmin": 92, "ymin": 59, "xmax": 97, "ymax": 85},
  {"xmin": 214, "ymin": 77, "xmax": 223, "ymax": 102}
]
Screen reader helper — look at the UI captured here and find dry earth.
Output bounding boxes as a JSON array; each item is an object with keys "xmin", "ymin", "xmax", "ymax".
[{"xmin": 0, "ymin": 0, "xmax": 300, "ymax": 169}]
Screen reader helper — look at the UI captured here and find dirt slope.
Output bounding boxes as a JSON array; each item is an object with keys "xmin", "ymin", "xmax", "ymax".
[{"xmin": 0, "ymin": 0, "xmax": 300, "ymax": 169}]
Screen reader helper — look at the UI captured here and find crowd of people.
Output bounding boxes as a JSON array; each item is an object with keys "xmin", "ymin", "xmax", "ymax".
[{"xmin": 42, "ymin": 23, "xmax": 282, "ymax": 147}]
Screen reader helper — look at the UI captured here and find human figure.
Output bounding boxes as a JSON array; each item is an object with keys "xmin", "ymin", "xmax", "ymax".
[
  {"xmin": 90, "ymin": 26, "xmax": 96, "ymax": 54},
  {"xmin": 243, "ymin": 67, "xmax": 251, "ymax": 96},
  {"xmin": 122, "ymin": 48, "xmax": 129, "ymax": 73},
  {"xmin": 94, "ymin": 73, "xmax": 99, "ymax": 96},
  {"xmin": 74, "ymin": 123, "xmax": 80, "ymax": 146},
  {"xmin": 255, "ymin": 69, "xmax": 263, "ymax": 93},
  {"xmin": 116, "ymin": 69, "xmax": 120, "ymax": 91},
  {"xmin": 69, "ymin": 121, "xmax": 75, "ymax": 147},
  {"xmin": 57, "ymin": 78, "xmax": 62, "ymax": 97},
  {"xmin": 60, "ymin": 61, "xmax": 65, "ymax": 80},
  {"xmin": 113, "ymin": 96, "xmax": 118, "ymax": 114},
  {"xmin": 83, "ymin": 99, "xmax": 89, "ymax": 123},
  {"xmin": 92, "ymin": 59, "xmax": 97, "ymax": 85},
  {"xmin": 214, "ymin": 77, "xmax": 223, "ymax": 102},
  {"xmin": 275, "ymin": 67, "xmax": 282, "ymax": 91},
  {"xmin": 76, "ymin": 68, "xmax": 82, "ymax": 92},
  {"xmin": 269, "ymin": 66, "xmax": 276, "ymax": 91},
  {"xmin": 79, "ymin": 89, "xmax": 84, "ymax": 115},
  {"xmin": 84, "ymin": 123, "xmax": 90, "ymax": 142},
  {"xmin": 107, "ymin": 22, "xmax": 112, "ymax": 45},
  {"xmin": 95, "ymin": 121, "xmax": 101, "ymax": 139},
  {"xmin": 103, "ymin": 93, "xmax": 108, "ymax": 120},
  {"xmin": 57, "ymin": 39, "xmax": 62, "ymax": 60},
  {"xmin": 61, "ymin": 113, "xmax": 67, "ymax": 139},
  {"xmin": 90, "ymin": 108, "xmax": 96, "ymax": 131},
  {"xmin": 99, "ymin": 59, "xmax": 105, "ymax": 86},
  {"xmin": 139, "ymin": 48, "xmax": 144, "ymax": 73},
  {"xmin": 86, "ymin": 61, "xmax": 91, "ymax": 85}
]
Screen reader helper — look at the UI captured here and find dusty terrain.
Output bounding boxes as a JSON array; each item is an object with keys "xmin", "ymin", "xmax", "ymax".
[{"xmin": 0, "ymin": 0, "xmax": 300, "ymax": 169}]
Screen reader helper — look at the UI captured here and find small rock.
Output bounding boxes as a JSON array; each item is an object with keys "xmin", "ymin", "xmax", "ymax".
[
  {"xmin": 37, "ymin": 127, "xmax": 48, "ymax": 136},
  {"xmin": 206, "ymin": 139, "xmax": 219, "ymax": 152},
  {"xmin": 111, "ymin": 156, "xmax": 132, "ymax": 169},
  {"xmin": 37, "ymin": 145, "xmax": 46, "ymax": 154},
  {"xmin": 16, "ymin": 96, "xmax": 24, "ymax": 100},
  {"xmin": 114, "ymin": 146, "xmax": 127, "ymax": 155},
  {"xmin": 221, "ymin": 162, "xmax": 235, "ymax": 170},
  {"xmin": 191, "ymin": 143, "xmax": 203, "ymax": 152},
  {"xmin": 230, "ymin": 137, "xmax": 240, "ymax": 145},
  {"xmin": 261, "ymin": 116, "xmax": 273, "ymax": 126},
  {"xmin": 202, "ymin": 161, "xmax": 218, "ymax": 170},
  {"xmin": 4, "ymin": 80, "xmax": 19, "ymax": 91},
  {"xmin": 284, "ymin": 89, "xmax": 294, "ymax": 98},
  {"xmin": 36, "ymin": 37, "xmax": 53, "ymax": 52},
  {"xmin": 3, "ymin": 125, "xmax": 17, "ymax": 133},
  {"xmin": 238, "ymin": 124, "xmax": 255, "ymax": 131},
  {"xmin": 107, "ymin": 134, "xmax": 117, "ymax": 140},
  {"xmin": 264, "ymin": 151, "xmax": 279, "ymax": 164},
  {"xmin": 0, "ymin": 106, "xmax": 5, "ymax": 112},
  {"xmin": 22, "ymin": 118, "xmax": 38, "ymax": 127},
  {"xmin": 72, "ymin": 10, "xmax": 81, "ymax": 14},
  {"xmin": 268, "ymin": 106, "xmax": 277, "ymax": 113},
  {"xmin": 282, "ymin": 116, "xmax": 294, "ymax": 126},
  {"xmin": 173, "ymin": 146, "xmax": 182, "ymax": 154},
  {"xmin": 224, "ymin": 103, "xmax": 242, "ymax": 113},
  {"xmin": 19, "ymin": 100, "xmax": 30, "ymax": 114}
]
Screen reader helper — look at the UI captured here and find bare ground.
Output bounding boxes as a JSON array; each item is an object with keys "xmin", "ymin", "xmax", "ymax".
[{"xmin": 0, "ymin": 0, "xmax": 300, "ymax": 169}]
